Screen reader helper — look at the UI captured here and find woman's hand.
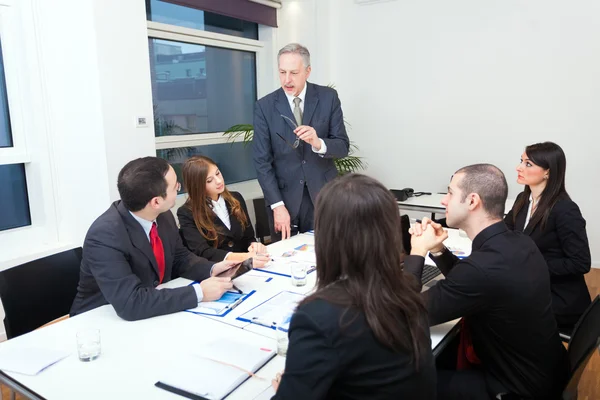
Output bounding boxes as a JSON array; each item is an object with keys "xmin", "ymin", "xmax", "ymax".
[
  {"xmin": 248, "ymin": 241, "xmax": 268, "ymax": 255},
  {"xmin": 271, "ymin": 371, "xmax": 283, "ymax": 391},
  {"xmin": 251, "ymin": 253, "xmax": 271, "ymax": 268}
]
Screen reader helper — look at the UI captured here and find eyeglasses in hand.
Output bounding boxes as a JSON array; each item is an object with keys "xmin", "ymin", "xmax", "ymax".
[{"xmin": 278, "ymin": 114, "xmax": 301, "ymax": 149}]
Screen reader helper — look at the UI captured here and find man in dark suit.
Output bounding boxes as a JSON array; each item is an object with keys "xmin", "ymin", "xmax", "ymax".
[
  {"xmin": 404, "ymin": 164, "xmax": 568, "ymax": 399},
  {"xmin": 253, "ymin": 43, "xmax": 350, "ymax": 241},
  {"xmin": 70, "ymin": 157, "xmax": 235, "ymax": 321}
]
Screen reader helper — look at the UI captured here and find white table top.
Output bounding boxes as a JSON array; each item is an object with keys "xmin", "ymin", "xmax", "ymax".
[
  {"xmin": 397, "ymin": 193, "xmax": 515, "ymax": 216},
  {"xmin": 0, "ymin": 233, "xmax": 464, "ymax": 399}
]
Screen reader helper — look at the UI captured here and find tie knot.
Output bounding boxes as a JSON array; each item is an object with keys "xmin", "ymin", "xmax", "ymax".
[{"xmin": 293, "ymin": 97, "xmax": 301, "ymax": 106}]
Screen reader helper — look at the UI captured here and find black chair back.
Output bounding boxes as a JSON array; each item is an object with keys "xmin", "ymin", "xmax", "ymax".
[
  {"xmin": 253, "ymin": 197, "xmax": 270, "ymax": 244},
  {"xmin": 562, "ymin": 295, "xmax": 600, "ymax": 399},
  {"xmin": 0, "ymin": 247, "xmax": 82, "ymax": 339}
]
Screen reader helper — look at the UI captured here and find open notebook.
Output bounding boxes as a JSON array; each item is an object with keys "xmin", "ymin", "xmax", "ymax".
[{"xmin": 157, "ymin": 339, "xmax": 276, "ymax": 400}]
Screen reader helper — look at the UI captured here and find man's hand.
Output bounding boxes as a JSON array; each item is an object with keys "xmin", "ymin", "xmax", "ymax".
[
  {"xmin": 211, "ymin": 260, "xmax": 240, "ymax": 277},
  {"xmin": 409, "ymin": 218, "xmax": 448, "ymax": 257},
  {"xmin": 200, "ymin": 277, "xmax": 233, "ymax": 301},
  {"xmin": 248, "ymin": 241, "xmax": 268, "ymax": 255},
  {"xmin": 294, "ymin": 125, "xmax": 320, "ymax": 149},
  {"xmin": 273, "ymin": 205, "xmax": 291, "ymax": 240}
]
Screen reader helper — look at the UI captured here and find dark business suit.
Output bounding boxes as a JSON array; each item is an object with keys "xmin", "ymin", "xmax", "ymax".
[
  {"xmin": 505, "ymin": 192, "xmax": 592, "ymax": 331},
  {"xmin": 70, "ymin": 201, "xmax": 214, "ymax": 321},
  {"xmin": 404, "ymin": 222, "xmax": 568, "ymax": 399},
  {"xmin": 177, "ymin": 191, "xmax": 256, "ymax": 261},
  {"xmin": 272, "ymin": 298, "xmax": 436, "ymax": 400},
  {"xmin": 253, "ymin": 83, "xmax": 349, "ymax": 236}
]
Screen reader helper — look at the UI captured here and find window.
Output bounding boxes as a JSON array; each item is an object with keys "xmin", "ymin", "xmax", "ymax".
[
  {"xmin": 149, "ymin": 38, "xmax": 256, "ymax": 135},
  {"xmin": 146, "ymin": 0, "xmax": 259, "ymax": 39},
  {"xmin": 0, "ymin": 38, "xmax": 11, "ymax": 148},
  {"xmin": 147, "ymin": 2, "xmax": 263, "ymax": 185},
  {"xmin": 0, "ymin": 163, "xmax": 30, "ymax": 231}
]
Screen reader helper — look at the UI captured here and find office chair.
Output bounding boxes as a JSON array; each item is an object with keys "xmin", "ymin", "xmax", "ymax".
[
  {"xmin": 0, "ymin": 247, "xmax": 82, "ymax": 340},
  {"xmin": 253, "ymin": 197, "xmax": 270, "ymax": 244},
  {"xmin": 561, "ymin": 295, "xmax": 600, "ymax": 400}
]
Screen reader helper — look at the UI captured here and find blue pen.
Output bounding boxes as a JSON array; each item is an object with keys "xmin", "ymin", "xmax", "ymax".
[{"xmin": 252, "ymin": 317, "xmax": 277, "ymax": 329}]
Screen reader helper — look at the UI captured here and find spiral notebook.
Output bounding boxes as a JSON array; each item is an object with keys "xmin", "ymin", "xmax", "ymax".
[{"xmin": 157, "ymin": 339, "xmax": 276, "ymax": 400}]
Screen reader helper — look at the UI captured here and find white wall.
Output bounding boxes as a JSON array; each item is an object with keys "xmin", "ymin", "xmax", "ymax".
[{"xmin": 279, "ymin": 0, "xmax": 600, "ymax": 267}]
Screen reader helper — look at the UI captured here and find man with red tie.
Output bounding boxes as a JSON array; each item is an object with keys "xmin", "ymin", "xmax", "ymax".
[{"xmin": 70, "ymin": 157, "xmax": 235, "ymax": 321}]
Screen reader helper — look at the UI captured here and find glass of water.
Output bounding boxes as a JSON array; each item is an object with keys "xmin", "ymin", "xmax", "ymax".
[
  {"xmin": 290, "ymin": 263, "xmax": 307, "ymax": 286},
  {"xmin": 76, "ymin": 329, "xmax": 101, "ymax": 362},
  {"xmin": 276, "ymin": 326, "xmax": 289, "ymax": 357}
]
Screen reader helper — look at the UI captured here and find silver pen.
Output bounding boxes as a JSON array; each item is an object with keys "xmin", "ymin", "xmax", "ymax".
[
  {"xmin": 227, "ymin": 296, "xmax": 245, "ymax": 310},
  {"xmin": 251, "ymin": 317, "xmax": 277, "ymax": 329}
]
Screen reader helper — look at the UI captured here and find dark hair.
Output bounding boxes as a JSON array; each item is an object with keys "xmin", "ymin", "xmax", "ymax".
[
  {"xmin": 512, "ymin": 142, "xmax": 569, "ymax": 230},
  {"xmin": 455, "ymin": 163, "xmax": 508, "ymax": 219},
  {"xmin": 182, "ymin": 156, "xmax": 248, "ymax": 245},
  {"xmin": 302, "ymin": 174, "xmax": 429, "ymax": 367},
  {"xmin": 117, "ymin": 157, "xmax": 170, "ymax": 212}
]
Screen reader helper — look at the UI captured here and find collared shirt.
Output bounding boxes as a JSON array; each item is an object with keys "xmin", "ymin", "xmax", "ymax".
[
  {"xmin": 211, "ymin": 195, "xmax": 231, "ymax": 230},
  {"xmin": 128, "ymin": 211, "xmax": 204, "ymax": 302},
  {"xmin": 524, "ymin": 194, "xmax": 534, "ymax": 229}
]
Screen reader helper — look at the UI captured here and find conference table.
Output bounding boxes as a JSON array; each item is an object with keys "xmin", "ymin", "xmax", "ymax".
[
  {"xmin": 0, "ymin": 233, "xmax": 466, "ymax": 400},
  {"xmin": 397, "ymin": 193, "xmax": 515, "ymax": 219}
]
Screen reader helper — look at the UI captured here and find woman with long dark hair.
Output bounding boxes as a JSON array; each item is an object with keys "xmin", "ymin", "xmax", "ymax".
[
  {"xmin": 271, "ymin": 174, "xmax": 435, "ymax": 399},
  {"xmin": 505, "ymin": 142, "xmax": 591, "ymax": 332},
  {"xmin": 177, "ymin": 156, "xmax": 269, "ymax": 267}
]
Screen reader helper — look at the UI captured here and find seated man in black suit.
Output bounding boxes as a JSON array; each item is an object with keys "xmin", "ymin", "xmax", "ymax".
[
  {"xmin": 404, "ymin": 164, "xmax": 568, "ymax": 399},
  {"xmin": 70, "ymin": 157, "xmax": 235, "ymax": 321}
]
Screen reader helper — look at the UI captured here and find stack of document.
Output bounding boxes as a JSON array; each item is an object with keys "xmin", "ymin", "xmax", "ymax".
[{"xmin": 158, "ymin": 339, "xmax": 276, "ymax": 400}]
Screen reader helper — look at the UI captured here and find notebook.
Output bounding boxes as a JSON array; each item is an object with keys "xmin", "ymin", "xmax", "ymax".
[{"xmin": 157, "ymin": 339, "xmax": 276, "ymax": 400}]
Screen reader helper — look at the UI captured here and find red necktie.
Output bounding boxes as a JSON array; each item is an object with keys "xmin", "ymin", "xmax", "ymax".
[
  {"xmin": 149, "ymin": 222, "xmax": 165, "ymax": 283},
  {"xmin": 456, "ymin": 318, "xmax": 481, "ymax": 370}
]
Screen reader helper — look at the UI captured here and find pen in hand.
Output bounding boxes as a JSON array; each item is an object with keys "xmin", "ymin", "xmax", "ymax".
[{"xmin": 231, "ymin": 283, "xmax": 243, "ymax": 294}]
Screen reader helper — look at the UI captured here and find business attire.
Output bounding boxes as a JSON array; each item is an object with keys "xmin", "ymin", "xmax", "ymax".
[
  {"xmin": 272, "ymin": 298, "xmax": 436, "ymax": 400},
  {"xmin": 505, "ymin": 192, "xmax": 592, "ymax": 332},
  {"xmin": 404, "ymin": 222, "xmax": 568, "ymax": 399},
  {"xmin": 70, "ymin": 201, "xmax": 214, "ymax": 321},
  {"xmin": 253, "ymin": 82, "xmax": 350, "ymax": 239},
  {"xmin": 177, "ymin": 191, "xmax": 257, "ymax": 261}
]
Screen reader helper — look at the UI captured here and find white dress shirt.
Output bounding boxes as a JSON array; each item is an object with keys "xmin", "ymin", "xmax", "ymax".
[
  {"xmin": 524, "ymin": 194, "xmax": 534, "ymax": 229},
  {"xmin": 129, "ymin": 211, "xmax": 204, "ymax": 302},
  {"xmin": 272, "ymin": 84, "xmax": 327, "ymax": 210},
  {"xmin": 211, "ymin": 195, "xmax": 231, "ymax": 230}
]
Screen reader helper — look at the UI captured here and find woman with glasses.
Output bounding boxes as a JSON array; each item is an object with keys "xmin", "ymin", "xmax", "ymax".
[
  {"xmin": 177, "ymin": 156, "xmax": 270, "ymax": 267},
  {"xmin": 505, "ymin": 142, "xmax": 591, "ymax": 333},
  {"xmin": 270, "ymin": 174, "xmax": 435, "ymax": 399}
]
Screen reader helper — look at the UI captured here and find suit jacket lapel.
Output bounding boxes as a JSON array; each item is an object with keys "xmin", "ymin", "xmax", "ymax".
[
  {"xmin": 226, "ymin": 201, "xmax": 243, "ymax": 238},
  {"xmin": 117, "ymin": 201, "xmax": 160, "ymax": 278},
  {"xmin": 302, "ymin": 82, "xmax": 319, "ymax": 126},
  {"xmin": 275, "ymin": 89, "xmax": 297, "ymax": 131},
  {"xmin": 514, "ymin": 198, "xmax": 538, "ymax": 235}
]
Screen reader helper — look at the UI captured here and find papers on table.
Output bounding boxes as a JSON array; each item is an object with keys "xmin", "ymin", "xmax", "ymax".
[
  {"xmin": 158, "ymin": 339, "xmax": 276, "ymax": 400},
  {"xmin": 186, "ymin": 290, "xmax": 256, "ymax": 317},
  {"xmin": 237, "ymin": 291, "xmax": 304, "ymax": 331},
  {"xmin": 255, "ymin": 243, "xmax": 317, "ymax": 278},
  {"xmin": 0, "ymin": 347, "xmax": 70, "ymax": 376}
]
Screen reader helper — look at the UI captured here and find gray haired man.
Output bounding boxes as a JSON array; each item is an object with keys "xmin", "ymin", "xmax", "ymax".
[{"xmin": 253, "ymin": 43, "xmax": 350, "ymax": 241}]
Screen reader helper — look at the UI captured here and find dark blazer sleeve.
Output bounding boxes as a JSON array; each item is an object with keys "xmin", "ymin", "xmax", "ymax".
[
  {"xmin": 85, "ymin": 226, "xmax": 198, "ymax": 321},
  {"xmin": 177, "ymin": 205, "xmax": 229, "ymax": 261},
  {"xmin": 320, "ymin": 90, "xmax": 349, "ymax": 159},
  {"xmin": 545, "ymin": 201, "xmax": 591, "ymax": 276},
  {"xmin": 232, "ymin": 191, "xmax": 257, "ymax": 250},
  {"xmin": 253, "ymin": 100, "xmax": 283, "ymax": 207},
  {"xmin": 272, "ymin": 308, "xmax": 339, "ymax": 400}
]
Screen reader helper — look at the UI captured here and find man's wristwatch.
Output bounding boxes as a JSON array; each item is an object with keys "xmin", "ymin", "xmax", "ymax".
[{"xmin": 430, "ymin": 246, "xmax": 447, "ymax": 257}]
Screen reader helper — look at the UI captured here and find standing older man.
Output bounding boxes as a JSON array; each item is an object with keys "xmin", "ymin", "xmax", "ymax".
[{"xmin": 253, "ymin": 43, "xmax": 349, "ymax": 241}]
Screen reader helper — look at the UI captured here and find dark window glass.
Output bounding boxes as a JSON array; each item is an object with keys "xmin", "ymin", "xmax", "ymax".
[
  {"xmin": 149, "ymin": 38, "xmax": 256, "ymax": 135},
  {"xmin": 146, "ymin": 0, "xmax": 259, "ymax": 39},
  {"xmin": 0, "ymin": 37, "xmax": 13, "ymax": 148},
  {"xmin": 157, "ymin": 142, "xmax": 257, "ymax": 190},
  {"xmin": 0, "ymin": 164, "xmax": 31, "ymax": 231}
]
